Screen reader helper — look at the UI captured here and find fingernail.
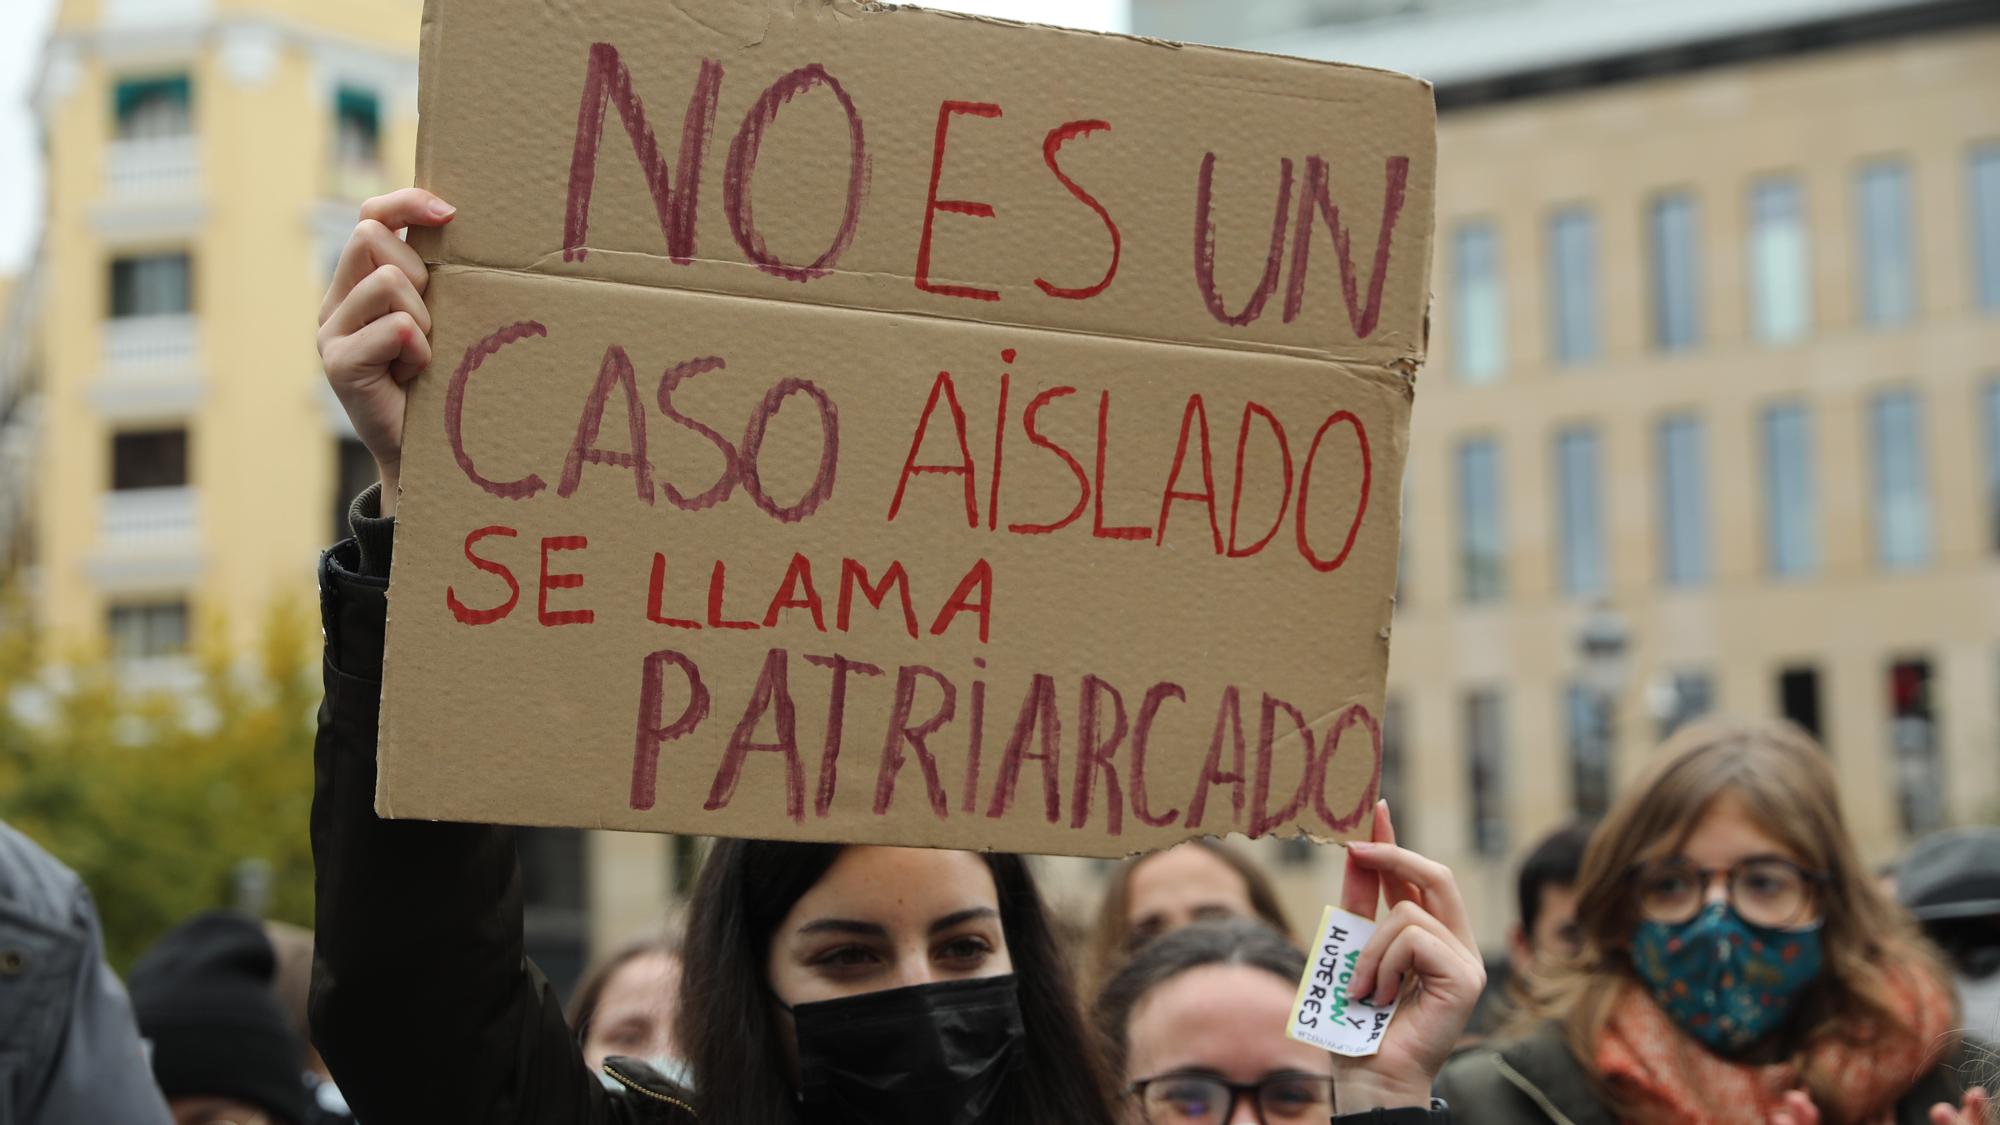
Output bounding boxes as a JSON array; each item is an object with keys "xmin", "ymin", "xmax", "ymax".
[
  {"xmin": 1349, "ymin": 841, "xmax": 1377, "ymax": 852},
  {"xmin": 428, "ymin": 199, "xmax": 457, "ymax": 219}
]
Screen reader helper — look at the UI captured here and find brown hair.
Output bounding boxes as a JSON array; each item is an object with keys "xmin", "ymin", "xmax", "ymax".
[
  {"xmin": 1086, "ymin": 839, "xmax": 1291, "ymax": 992},
  {"xmin": 1092, "ymin": 918, "xmax": 1308, "ymax": 1083},
  {"xmin": 1534, "ymin": 717, "xmax": 1955, "ymax": 1104},
  {"xmin": 565, "ymin": 931, "xmax": 681, "ymax": 1045}
]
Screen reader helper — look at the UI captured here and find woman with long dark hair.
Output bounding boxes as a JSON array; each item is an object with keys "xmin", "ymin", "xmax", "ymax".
[{"xmin": 677, "ymin": 841, "xmax": 1115, "ymax": 1124}]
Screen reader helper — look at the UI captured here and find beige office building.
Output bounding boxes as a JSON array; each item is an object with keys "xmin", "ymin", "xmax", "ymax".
[{"xmin": 1089, "ymin": 0, "xmax": 2000, "ymax": 945}]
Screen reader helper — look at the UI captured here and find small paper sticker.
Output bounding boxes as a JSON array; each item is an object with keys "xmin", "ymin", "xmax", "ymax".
[{"xmin": 1286, "ymin": 905, "xmax": 1400, "ymax": 1057}]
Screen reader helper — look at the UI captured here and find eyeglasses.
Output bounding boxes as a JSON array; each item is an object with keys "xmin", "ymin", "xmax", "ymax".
[
  {"xmin": 1631, "ymin": 855, "xmax": 1827, "ymax": 929},
  {"xmin": 1131, "ymin": 1071, "xmax": 1335, "ymax": 1124}
]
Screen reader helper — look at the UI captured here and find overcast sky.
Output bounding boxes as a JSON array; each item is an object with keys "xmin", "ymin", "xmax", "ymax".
[{"xmin": 0, "ymin": 0, "xmax": 1126, "ymax": 276}]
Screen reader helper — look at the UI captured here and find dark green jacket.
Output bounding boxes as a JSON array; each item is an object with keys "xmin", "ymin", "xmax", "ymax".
[{"xmin": 1436, "ymin": 1019, "xmax": 1984, "ymax": 1125}]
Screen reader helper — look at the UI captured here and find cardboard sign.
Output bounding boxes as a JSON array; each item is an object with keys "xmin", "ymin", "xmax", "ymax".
[
  {"xmin": 1288, "ymin": 906, "xmax": 1400, "ymax": 1057},
  {"xmin": 377, "ymin": 0, "xmax": 1434, "ymax": 858}
]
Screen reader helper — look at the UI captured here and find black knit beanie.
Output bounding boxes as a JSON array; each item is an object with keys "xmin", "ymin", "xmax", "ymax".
[{"xmin": 129, "ymin": 910, "xmax": 311, "ymax": 1125}]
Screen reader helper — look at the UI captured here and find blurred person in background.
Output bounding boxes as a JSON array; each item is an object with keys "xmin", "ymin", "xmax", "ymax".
[
  {"xmin": 1462, "ymin": 821, "xmax": 1595, "ymax": 1044},
  {"xmin": 566, "ymin": 932, "xmax": 686, "ymax": 1084},
  {"xmin": 1897, "ymin": 827, "xmax": 2000, "ymax": 1042},
  {"xmin": 1436, "ymin": 718, "xmax": 1989, "ymax": 1124},
  {"xmin": 264, "ymin": 921, "xmax": 356, "ymax": 1124},
  {"xmin": 1088, "ymin": 837, "xmax": 1293, "ymax": 989},
  {"xmin": 130, "ymin": 911, "xmax": 311, "ymax": 1125},
  {"xmin": 1093, "ymin": 801, "xmax": 1484, "ymax": 1123},
  {"xmin": 0, "ymin": 818, "xmax": 173, "ymax": 1125}
]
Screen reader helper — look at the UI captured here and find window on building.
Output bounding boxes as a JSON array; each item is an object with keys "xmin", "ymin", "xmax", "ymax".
[
  {"xmin": 1456, "ymin": 437, "xmax": 1505, "ymax": 603},
  {"xmin": 1466, "ymin": 689, "xmax": 1507, "ymax": 858},
  {"xmin": 1554, "ymin": 426, "xmax": 1605, "ymax": 597},
  {"xmin": 111, "ymin": 428, "xmax": 189, "ymax": 491},
  {"xmin": 110, "ymin": 253, "xmax": 192, "ymax": 319},
  {"xmin": 1657, "ymin": 414, "xmax": 1708, "ymax": 586},
  {"xmin": 1563, "ymin": 682, "xmax": 1612, "ymax": 820},
  {"xmin": 1857, "ymin": 160, "xmax": 1916, "ymax": 327},
  {"xmin": 1452, "ymin": 220, "xmax": 1505, "ymax": 382},
  {"xmin": 1761, "ymin": 403, "xmax": 1818, "ymax": 577},
  {"xmin": 334, "ymin": 437, "xmax": 377, "ymax": 543},
  {"xmin": 113, "ymin": 74, "xmax": 192, "ymax": 140},
  {"xmin": 1985, "ymin": 379, "xmax": 2000, "ymax": 553},
  {"xmin": 518, "ymin": 828, "xmax": 588, "ymax": 1000},
  {"xmin": 108, "ymin": 600, "xmax": 190, "ymax": 660},
  {"xmin": 1652, "ymin": 669, "xmax": 1714, "ymax": 742},
  {"xmin": 1379, "ymin": 695, "xmax": 1411, "ymax": 848},
  {"xmin": 1749, "ymin": 176, "xmax": 1810, "ymax": 343},
  {"xmin": 1548, "ymin": 207, "xmax": 1600, "ymax": 365},
  {"xmin": 1778, "ymin": 665, "xmax": 1824, "ymax": 745},
  {"xmin": 1649, "ymin": 192, "xmax": 1701, "ymax": 351},
  {"xmin": 1972, "ymin": 144, "xmax": 2000, "ymax": 312},
  {"xmin": 1888, "ymin": 658, "xmax": 1944, "ymax": 837},
  {"xmin": 335, "ymin": 86, "xmax": 384, "ymax": 170},
  {"xmin": 1870, "ymin": 389, "xmax": 1931, "ymax": 570}
]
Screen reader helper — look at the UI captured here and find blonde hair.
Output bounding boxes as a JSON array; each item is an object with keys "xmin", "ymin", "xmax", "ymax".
[{"xmin": 1533, "ymin": 717, "xmax": 1955, "ymax": 1103}]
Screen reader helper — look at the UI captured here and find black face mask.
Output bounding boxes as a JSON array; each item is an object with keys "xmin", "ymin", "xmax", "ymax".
[{"xmin": 784, "ymin": 974, "xmax": 1025, "ymax": 1125}]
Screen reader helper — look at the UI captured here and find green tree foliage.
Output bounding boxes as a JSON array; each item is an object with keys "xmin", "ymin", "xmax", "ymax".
[{"xmin": 0, "ymin": 598, "xmax": 318, "ymax": 970}]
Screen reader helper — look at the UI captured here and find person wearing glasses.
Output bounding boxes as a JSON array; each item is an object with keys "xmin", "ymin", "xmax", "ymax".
[
  {"xmin": 1436, "ymin": 718, "xmax": 1991, "ymax": 1125},
  {"xmin": 1095, "ymin": 801, "xmax": 1486, "ymax": 1124}
]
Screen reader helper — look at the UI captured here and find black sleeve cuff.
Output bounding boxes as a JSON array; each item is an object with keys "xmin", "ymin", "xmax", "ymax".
[
  {"xmin": 347, "ymin": 482, "xmax": 395, "ymax": 580},
  {"xmin": 319, "ymin": 540, "xmax": 386, "ymax": 683}
]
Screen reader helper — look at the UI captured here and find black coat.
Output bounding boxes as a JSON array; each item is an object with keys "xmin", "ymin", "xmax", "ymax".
[
  {"xmin": 1436, "ymin": 1018, "xmax": 1984, "ymax": 1125},
  {"xmin": 307, "ymin": 538, "xmax": 696, "ymax": 1124}
]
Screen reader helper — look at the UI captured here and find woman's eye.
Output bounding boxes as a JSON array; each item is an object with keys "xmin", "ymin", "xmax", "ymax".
[
  {"xmin": 937, "ymin": 936, "xmax": 993, "ymax": 963},
  {"xmin": 816, "ymin": 945, "xmax": 882, "ymax": 968}
]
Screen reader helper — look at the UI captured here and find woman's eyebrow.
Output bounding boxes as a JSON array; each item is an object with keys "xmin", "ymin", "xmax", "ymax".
[
  {"xmin": 796, "ymin": 918, "xmax": 888, "ymax": 938},
  {"xmin": 928, "ymin": 906, "xmax": 999, "ymax": 935}
]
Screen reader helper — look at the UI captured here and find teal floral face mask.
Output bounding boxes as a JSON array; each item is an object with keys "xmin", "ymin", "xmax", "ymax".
[{"xmin": 1631, "ymin": 901, "xmax": 1824, "ymax": 1055}]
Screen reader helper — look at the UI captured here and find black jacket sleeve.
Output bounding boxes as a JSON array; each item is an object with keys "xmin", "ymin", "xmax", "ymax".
[{"xmin": 306, "ymin": 489, "xmax": 643, "ymax": 1125}]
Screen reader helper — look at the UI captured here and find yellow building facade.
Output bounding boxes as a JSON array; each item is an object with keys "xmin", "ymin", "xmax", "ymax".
[{"xmin": 27, "ymin": 0, "xmax": 421, "ymax": 671}]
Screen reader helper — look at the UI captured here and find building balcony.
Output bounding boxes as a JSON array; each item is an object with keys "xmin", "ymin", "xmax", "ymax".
[
  {"xmin": 87, "ymin": 487, "xmax": 203, "ymax": 590},
  {"xmin": 87, "ymin": 502, "xmax": 202, "ymax": 586},
  {"xmin": 103, "ymin": 314, "xmax": 198, "ymax": 369},
  {"xmin": 99, "ymin": 487, "xmax": 197, "ymax": 553},
  {"xmin": 105, "ymin": 135, "xmax": 201, "ymax": 200},
  {"xmin": 329, "ymin": 159, "xmax": 392, "ymax": 205},
  {"xmin": 102, "ymin": 0, "xmax": 210, "ymax": 29},
  {"xmin": 94, "ymin": 316, "xmax": 204, "ymax": 418}
]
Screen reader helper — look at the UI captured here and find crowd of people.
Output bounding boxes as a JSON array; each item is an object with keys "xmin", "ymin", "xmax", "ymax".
[{"xmin": 2, "ymin": 188, "xmax": 1997, "ymax": 1124}]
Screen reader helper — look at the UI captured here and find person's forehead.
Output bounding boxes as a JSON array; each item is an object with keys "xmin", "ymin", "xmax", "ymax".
[
  {"xmin": 1675, "ymin": 791, "xmax": 1799, "ymax": 861},
  {"xmin": 601, "ymin": 953, "xmax": 678, "ymax": 1006},
  {"xmin": 1126, "ymin": 965, "xmax": 1325, "ymax": 1078},
  {"xmin": 1130, "ymin": 847, "xmax": 1248, "ymax": 906},
  {"xmin": 788, "ymin": 846, "xmax": 999, "ymax": 921}
]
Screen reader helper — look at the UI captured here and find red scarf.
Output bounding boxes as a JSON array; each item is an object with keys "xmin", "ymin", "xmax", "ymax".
[{"xmin": 1594, "ymin": 958, "xmax": 1956, "ymax": 1124}]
